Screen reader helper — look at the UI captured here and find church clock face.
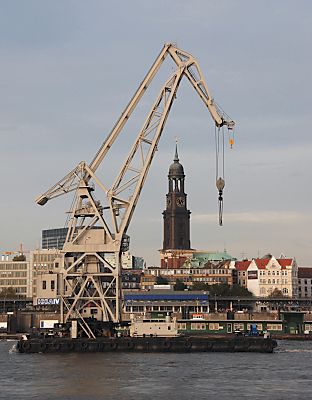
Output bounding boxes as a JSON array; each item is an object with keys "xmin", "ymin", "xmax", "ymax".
[{"xmin": 176, "ymin": 197, "xmax": 185, "ymax": 207}]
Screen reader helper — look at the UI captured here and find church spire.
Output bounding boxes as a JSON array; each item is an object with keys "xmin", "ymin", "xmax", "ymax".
[
  {"xmin": 174, "ymin": 143, "xmax": 179, "ymax": 163},
  {"xmin": 169, "ymin": 142, "xmax": 184, "ymax": 179},
  {"xmin": 162, "ymin": 143, "xmax": 191, "ymax": 252}
]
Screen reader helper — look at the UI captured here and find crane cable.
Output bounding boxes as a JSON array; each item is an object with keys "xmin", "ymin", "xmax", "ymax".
[{"xmin": 214, "ymin": 125, "xmax": 225, "ymax": 226}]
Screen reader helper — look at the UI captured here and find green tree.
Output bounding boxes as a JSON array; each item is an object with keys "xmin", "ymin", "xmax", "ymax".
[
  {"xmin": 0, "ymin": 287, "xmax": 17, "ymax": 298},
  {"xmin": 209, "ymin": 283, "xmax": 231, "ymax": 296},
  {"xmin": 268, "ymin": 288, "xmax": 284, "ymax": 298},
  {"xmin": 230, "ymin": 284, "xmax": 253, "ymax": 297},
  {"xmin": 156, "ymin": 276, "xmax": 169, "ymax": 285},
  {"xmin": 199, "ymin": 283, "xmax": 253, "ymax": 297},
  {"xmin": 174, "ymin": 279, "xmax": 186, "ymax": 291},
  {"xmin": 192, "ymin": 282, "xmax": 209, "ymax": 291}
]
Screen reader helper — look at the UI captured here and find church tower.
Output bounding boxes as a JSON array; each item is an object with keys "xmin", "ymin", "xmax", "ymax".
[{"xmin": 160, "ymin": 145, "xmax": 192, "ymax": 268}]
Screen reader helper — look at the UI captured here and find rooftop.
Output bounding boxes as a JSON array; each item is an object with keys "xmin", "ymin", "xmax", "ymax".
[{"xmin": 298, "ymin": 267, "xmax": 312, "ymax": 279}]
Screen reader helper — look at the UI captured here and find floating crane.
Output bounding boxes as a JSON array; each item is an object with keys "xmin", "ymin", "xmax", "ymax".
[{"xmin": 36, "ymin": 43, "xmax": 235, "ymax": 337}]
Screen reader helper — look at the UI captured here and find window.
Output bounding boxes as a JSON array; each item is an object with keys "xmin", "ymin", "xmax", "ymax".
[
  {"xmin": 267, "ymin": 324, "xmax": 282, "ymax": 331},
  {"xmin": 209, "ymin": 323, "xmax": 220, "ymax": 331},
  {"xmin": 51, "ymin": 280, "xmax": 55, "ymax": 290},
  {"xmin": 234, "ymin": 323, "xmax": 244, "ymax": 331},
  {"xmin": 304, "ymin": 323, "xmax": 312, "ymax": 332},
  {"xmin": 191, "ymin": 323, "xmax": 205, "ymax": 330},
  {"xmin": 282, "ymin": 288, "xmax": 289, "ymax": 295},
  {"xmin": 42, "ymin": 280, "xmax": 46, "ymax": 290}
]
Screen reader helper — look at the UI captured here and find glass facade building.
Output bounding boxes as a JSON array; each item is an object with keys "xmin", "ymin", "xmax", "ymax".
[{"xmin": 42, "ymin": 228, "xmax": 68, "ymax": 250}]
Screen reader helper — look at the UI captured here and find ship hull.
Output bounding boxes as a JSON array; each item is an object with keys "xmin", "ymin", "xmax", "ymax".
[{"xmin": 16, "ymin": 336, "xmax": 277, "ymax": 354}]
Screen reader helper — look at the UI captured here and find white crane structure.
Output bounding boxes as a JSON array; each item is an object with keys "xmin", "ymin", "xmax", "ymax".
[{"xmin": 36, "ymin": 43, "xmax": 235, "ymax": 338}]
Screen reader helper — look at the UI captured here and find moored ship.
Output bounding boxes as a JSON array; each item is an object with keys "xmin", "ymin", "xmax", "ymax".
[
  {"xmin": 16, "ymin": 335, "xmax": 277, "ymax": 354},
  {"xmin": 16, "ymin": 317, "xmax": 277, "ymax": 354}
]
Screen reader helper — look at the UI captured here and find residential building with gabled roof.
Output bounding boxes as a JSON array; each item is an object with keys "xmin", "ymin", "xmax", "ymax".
[
  {"xmin": 235, "ymin": 255, "xmax": 298, "ymax": 298},
  {"xmin": 235, "ymin": 259, "xmax": 255, "ymax": 288}
]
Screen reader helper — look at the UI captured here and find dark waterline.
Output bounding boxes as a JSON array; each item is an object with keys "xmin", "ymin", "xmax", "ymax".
[{"xmin": 1, "ymin": 340, "xmax": 311, "ymax": 400}]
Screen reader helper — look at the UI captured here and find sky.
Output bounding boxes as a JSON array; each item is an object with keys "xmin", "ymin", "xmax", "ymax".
[{"xmin": 0, "ymin": 0, "xmax": 311, "ymax": 266}]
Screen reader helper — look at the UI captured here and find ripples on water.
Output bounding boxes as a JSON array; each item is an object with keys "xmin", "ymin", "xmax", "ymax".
[{"xmin": 0, "ymin": 340, "xmax": 311, "ymax": 400}]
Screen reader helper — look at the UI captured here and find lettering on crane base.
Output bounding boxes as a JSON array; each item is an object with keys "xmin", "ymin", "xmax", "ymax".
[{"xmin": 37, "ymin": 298, "xmax": 60, "ymax": 306}]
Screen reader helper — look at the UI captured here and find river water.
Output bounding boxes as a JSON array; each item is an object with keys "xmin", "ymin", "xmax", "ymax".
[{"xmin": 0, "ymin": 340, "xmax": 311, "ymax": 400}]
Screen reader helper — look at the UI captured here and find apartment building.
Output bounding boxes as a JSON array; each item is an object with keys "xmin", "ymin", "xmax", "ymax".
[
  {"xmin": 235, "ymin": 255, "xmax": 298, "ymax": 297},
  {"xmin": 0, "ymin": 258, "xmax": 32, "ymax": 298}
]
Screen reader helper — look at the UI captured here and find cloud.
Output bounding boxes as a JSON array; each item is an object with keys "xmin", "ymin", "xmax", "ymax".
[{"xmin": 1, "ymin": 1, "xmax": 312, "ymax": 267}]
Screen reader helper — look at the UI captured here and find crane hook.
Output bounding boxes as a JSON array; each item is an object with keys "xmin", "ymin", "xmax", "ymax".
[{"xmin": 216, "ymin": 177, "xmax": 225, "ymax": 226}]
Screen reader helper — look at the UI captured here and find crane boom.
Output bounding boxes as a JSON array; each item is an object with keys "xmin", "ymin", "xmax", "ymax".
[
  {"xmin": 35, "ymin": 43, "xmax": 235, "ymax": 335},
  {"xmin": 89, "ymin": 43, "xmax": 229, "ymax": 176},
  {"xmin": 36, "ymin": 43, "xmax": 233, "ymax": 207}
]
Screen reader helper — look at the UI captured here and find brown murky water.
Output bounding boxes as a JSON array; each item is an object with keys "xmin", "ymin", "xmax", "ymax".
[{"xmin": 1, "ymin": 340, "xmax": 311, "ymax": 399}]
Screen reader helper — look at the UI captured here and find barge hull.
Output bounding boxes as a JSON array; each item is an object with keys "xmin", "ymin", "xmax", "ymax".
[{"xmin": 17, "ymin": 336, "xmax": 277, "ymax": 354}]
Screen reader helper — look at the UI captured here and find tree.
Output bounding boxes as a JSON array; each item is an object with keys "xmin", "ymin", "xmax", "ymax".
[
  {"xmin": 209, "ymin": 283, "xmax": 232, "ymax": 296},
  {"xmin": 196, "ymin": 283, "xmax": 253, "ymax": 297},
  {"xmin": 0, "ymin": 287, "xmax": 17, "ymax": 298},
  {"xmin": 174, "ymin": 279, "xmax": 186, "ymax": 291},
  {"xmin": 156, "ymin": 276, "xmax": 169, "ymax": 285},
  {"xmin": 192, "ymin": 282, "xmax": 209, "ymax": 291},
  {"xmin": 230, "ymin": 284, "xmax": 253, "ymax": 297},
  {"xmin": 268, "ymin": 288, "xmax": 284, "ymax": 298}
]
